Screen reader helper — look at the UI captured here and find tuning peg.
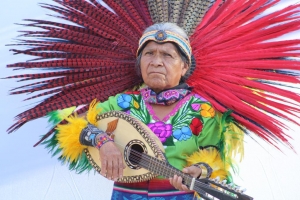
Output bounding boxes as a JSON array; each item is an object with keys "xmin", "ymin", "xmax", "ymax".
[
  {"xmin": 228, "ymin": 183, "xmax": 234, "ymax": 188},
  {"xmin": 221, "ymin": 179, "xmax": 227, "ymax": 185},
  {"xmin": 214, "ymin": 176, "xmax": 220, "ymax": 182},
  {"xmin": 234, "ymin": 185, "xmax": 241, "ymax": 190},
  {"xmin": 236, "ymin": 187, "xmax": 247, "ymax": 193},
  {"xmin": 232, "ymin": 185, "xmax": 240, "ymax": 192},
  {"xmin": 241, "ymin": 188, "xmax": 247, "ymax": 193}
]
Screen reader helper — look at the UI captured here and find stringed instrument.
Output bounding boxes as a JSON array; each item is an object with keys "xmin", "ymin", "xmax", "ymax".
[{"xmin": 84, "ymin": 111, "xmax": 253, "ymax": 200}]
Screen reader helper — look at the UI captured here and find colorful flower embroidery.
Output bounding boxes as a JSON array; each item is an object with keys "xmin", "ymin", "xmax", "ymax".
[
  {"xmin": 190, "ymin": 118, "xmax": 203, "ymax": 136},
  {"xmin": 173, "ymin": 126, "xmax": 192, "ymax": 141},
  {"xmin": 140, "ymin": 87, "xmax": 191, "ymax": 106},
  {"xmin": 164, "ymin": 90, "xmax": 180, "ymax": 99},
  {"xmin": 194, "ymin": 94, "xmax": 207, "ymax": 101},
  {"xmin": 200, "ymin": 103, "xmax": 215, "ymax": 118},
  {"xmin": 128, "ymin": 94, "xmax": 151, "ymax": 124},
  {"xmin": 148, "ymin": 122, "xmax": 172, "ymax": 143},
  {"xmin": 117, "ymin": 94, "xmax": 132, "ymax": 109},
  {"xmin": 133, "ymin": 100, "xmax": 140, "ymax": 109},
  {"xmin": 191, "ymin": 103, "xmax": 200, "ymax": 111}
]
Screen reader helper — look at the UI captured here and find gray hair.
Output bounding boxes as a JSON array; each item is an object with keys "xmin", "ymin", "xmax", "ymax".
[{"xmin": 136, "ymin": 23, "xmax": 193, "ymax": 82}]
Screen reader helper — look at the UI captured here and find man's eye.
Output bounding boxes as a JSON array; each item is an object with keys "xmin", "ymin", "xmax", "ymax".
[{"xmin": 145, "ymin": 52, "xmax": 153, "ymax": 55}]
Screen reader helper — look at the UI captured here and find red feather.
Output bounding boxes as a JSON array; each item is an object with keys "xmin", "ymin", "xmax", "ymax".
[
  {"xmin": 5, "ymin": 0, "xmax": 300, "ymax": 150},
  {"xmin": 189, "ymin": 0, "xmax": 300, "ymax": 148}
]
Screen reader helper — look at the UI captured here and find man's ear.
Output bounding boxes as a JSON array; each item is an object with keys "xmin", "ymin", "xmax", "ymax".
[{"xmin": 181, "ymin": 62, "xmax": 189, "ymax": 76}]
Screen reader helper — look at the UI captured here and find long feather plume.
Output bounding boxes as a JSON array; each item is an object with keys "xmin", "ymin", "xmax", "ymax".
[
  {"xmin": 148, "ymin": 0, "xmax": 216, "ymax": 35},
  {"xmin": 188, "ymin": 0, "xmax": 300, "ymax": 148},
  {"xmin": 5, "ymin": 0, "xmax": 149, "ymax": 137},
  {"xmin": 5, "ymin": 0, "xmax": 300, "ymax": 152}
]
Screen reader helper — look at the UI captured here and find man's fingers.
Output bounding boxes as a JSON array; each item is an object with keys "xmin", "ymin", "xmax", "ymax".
[
  {"xmin": 106, "ymin": 160, "xmax": 113, "ymax": 179},
  {"xmin": 169, "ymin": 174, "xmax": 192, "ymax": 192},
  {"xmin": 98, "ymin": 142, "xmax": 125, "ymax": 180},
  {"xmin": 118, "ymin": 159, "xmax": 124, "ymax": 178},
  {"xmin": 182, "ymin": 168, "xmax": 188, "ymax": 174},
  {"xmin": 112, "ymin": 155, "xmax": 122, "ymax": 181},
  {"xmin": 171, "ymin": 175, "xmax": 181, "ymax": 190},
  {"xmin": 100, "ymin": 158, "xmax": 107, "ymax": 177},
  {"xmin": 181, "ymin": 184, "xmax": 189, "ymax": 192},
  {"xmin": 183, "ymin": 166, "xmax": 202, "ymax": 178}
]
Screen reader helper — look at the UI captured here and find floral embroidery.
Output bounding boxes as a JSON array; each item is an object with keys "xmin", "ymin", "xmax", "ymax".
[
  {"xmin": 191, "ymin": 103, "xmax": 200, "ymax": 111},
  {"xmin": 190, "ymin": 118, "xmax": 203, "ymax": 136},
  {"xmin": 129, "ymin": 94, "xmax": 150, "ymax": 124},
  {"xmin": 164, "ymin": 90, "xmax": 180, "ymax": 98},
  {"xmin": 148, "ymin": 122, "xmax": 172, "ymax": 143},
  {"xmin": 111, "ymin": 93, "xmax": 215, "ymax": 199},
  {"xmin": 200, "ymin": 103, "xmax": 215, "ymax": 118},
  {"xmin": 194, "ymin": 94, "xmax": 207, "ymax": 102},
  {"xmin": 117, "ymin": 94, "xmax": 213, "ymax": 144},
  {"xmin": 173, "ymin": 126, "xmax": 192, "ymax": 141},
  {"xmin": 133, "ymin": 100, "xmax": 140, "ymax": 109},
  {"xmin": 141, "ymin": 87, "xmax": 191, "ymax": 106},
  {"xmin": 117, "ymin": 94, "xmax": 132, "ymax": 109}
]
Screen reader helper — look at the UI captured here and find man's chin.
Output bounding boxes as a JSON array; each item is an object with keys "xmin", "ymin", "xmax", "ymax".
[{"xmin": 146, "ymin": 82, "xmax": 166, "ymax": 93}]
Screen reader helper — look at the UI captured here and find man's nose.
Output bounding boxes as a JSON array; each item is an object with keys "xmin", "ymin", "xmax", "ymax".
[{"xmin": 151, "ymin": 54, "xmax": 163, "ymax": 67}]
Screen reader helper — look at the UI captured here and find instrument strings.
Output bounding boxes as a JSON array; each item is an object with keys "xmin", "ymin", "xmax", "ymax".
[
  {"xmin": 128, "ymin": 148, "xmax": 217, "ymax": 200},
  {"xmin": 127, "ymin": 148, "xmax": 222, "ymax": 194},
  {"xmin": 104, "ymin": 140, "xmax": 233, "ymax": 200},
  {"xmin": 111, "ymin": 142, "xmax": 232, "ymax": 199},
  {"xmin": 127, "ymin": 148, "xmax": 172, "ymax": 175}
]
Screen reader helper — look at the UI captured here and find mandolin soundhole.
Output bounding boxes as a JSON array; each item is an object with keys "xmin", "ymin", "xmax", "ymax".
[{"xmin": 124, "ymin": 140, "xmax": 147, "ymax": 170}]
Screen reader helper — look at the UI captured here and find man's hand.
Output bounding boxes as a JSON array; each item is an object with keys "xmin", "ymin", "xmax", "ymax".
[
  {"xmin": 99, "ymin": 142, "xmax": 125, "ymax": 181},
  {"xmin": 169, "ymin": 165, "xmax": 202, "ymax": 191}
]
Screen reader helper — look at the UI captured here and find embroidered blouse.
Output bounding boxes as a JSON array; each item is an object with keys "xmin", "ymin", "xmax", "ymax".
[{"xmin": 95, "ymin": 91, "xmax": 222, "ymax": 170}]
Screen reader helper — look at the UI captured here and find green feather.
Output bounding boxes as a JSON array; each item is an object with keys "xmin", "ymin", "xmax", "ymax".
[
  {"xmin": 47, "ymin": 106, "xmax": 76, "ymax": 126},
  {"xmin": 41, "ymin": 130, "xmax": 93, "ymax": 173}
]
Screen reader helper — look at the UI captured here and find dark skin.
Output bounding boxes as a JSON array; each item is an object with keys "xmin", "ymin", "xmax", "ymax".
[{"xmin": 99, "ymin": 41, "xmax": 201, "ymax": 191}]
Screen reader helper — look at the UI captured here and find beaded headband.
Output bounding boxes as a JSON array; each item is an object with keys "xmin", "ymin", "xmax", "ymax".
[{"xmin": 137, "ymin": 30, "xmax": 192, "ymax": 64}]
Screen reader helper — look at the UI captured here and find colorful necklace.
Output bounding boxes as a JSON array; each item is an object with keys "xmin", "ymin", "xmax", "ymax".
[{"xmin": 140, "ymin": 83, "xmax": 192, "ymax": 106}]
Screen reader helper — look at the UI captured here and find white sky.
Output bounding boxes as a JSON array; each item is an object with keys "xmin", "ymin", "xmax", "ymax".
[{"xmin": 0, "ymin": 0, "xmax": 300, "ymax": 200}]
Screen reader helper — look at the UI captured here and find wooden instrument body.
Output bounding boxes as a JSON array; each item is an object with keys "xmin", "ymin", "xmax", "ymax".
[
  {"xmin": 84, "ymin": 111, "xmax": 253, "ymax": 200},
  {"xmin": 85, "ymin": 111, "xmax": 165, "ymax": 183}
]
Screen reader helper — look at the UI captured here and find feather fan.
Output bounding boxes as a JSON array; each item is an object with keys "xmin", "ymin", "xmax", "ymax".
[{"xmin": 5, "ymin": 0, "xmax": 300, "ymax": 151}]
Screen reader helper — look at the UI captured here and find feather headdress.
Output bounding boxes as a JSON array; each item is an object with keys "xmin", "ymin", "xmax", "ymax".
[{"xmin": 5, "ymin": 0, "xmax": 300, "ymax": 151}]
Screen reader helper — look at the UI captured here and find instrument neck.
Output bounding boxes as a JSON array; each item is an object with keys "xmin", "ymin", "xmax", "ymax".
[
  {"xmin": 128, "ymin": 148, "xmax": 249, "ymax": 200},
  {"xmin": 137, "ymin": 152, "xmax": 194, "ymax": 188}
]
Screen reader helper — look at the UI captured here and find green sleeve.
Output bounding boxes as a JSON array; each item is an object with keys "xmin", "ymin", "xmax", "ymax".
[
  {"xmin": 95, "ymin": 93, "xmax": 125, "ymax": 113},
  {"xmin": 196, "ymin": 112, "xmax": 223, "ymax": 149}
]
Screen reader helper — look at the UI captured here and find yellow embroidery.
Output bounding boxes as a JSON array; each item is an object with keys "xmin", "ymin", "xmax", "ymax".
[{"xmin": 200, "ymin": 103, "xmax": 215, "ymax": 118}]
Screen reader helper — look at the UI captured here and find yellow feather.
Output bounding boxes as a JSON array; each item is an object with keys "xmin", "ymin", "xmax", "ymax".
[
  {"xmin": 224, "ymin": 122, "xmax": 244, "ymax": 162},
  {"xmin": 57, "ymin": 106, "xmax": 76, "ymax": 121},
  {"xmin": 55, "ymin": 100, "xmax": 103, "ymax": 163},
  {"xmin": 86, "ymin": 99, "xmax": 102, "ymax": 126},
  {"xmin": 186, "ymin": 148, "xmax": 230, "ymax": 181},
  {"xmin": 56, "ymin": 114, "xmax": 88, "ymax": 162}
]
